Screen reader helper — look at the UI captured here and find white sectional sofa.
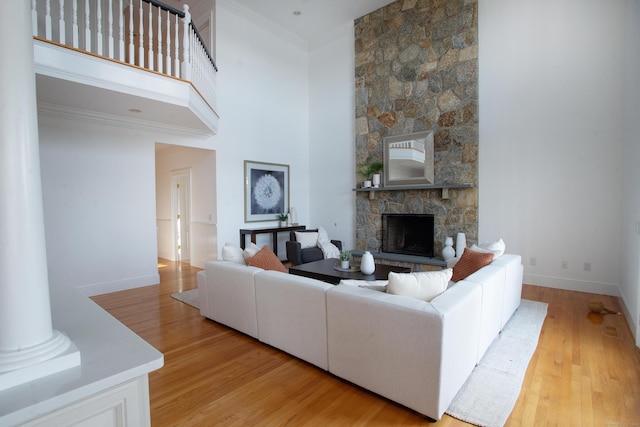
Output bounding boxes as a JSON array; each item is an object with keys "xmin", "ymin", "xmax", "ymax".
[{"xmin": 197, "ymin": 254, "xmax": 523, "ymax": 421}]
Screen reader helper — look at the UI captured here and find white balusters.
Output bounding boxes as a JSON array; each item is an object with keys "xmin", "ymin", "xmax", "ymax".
[
  {"xmin": 58, "ymin": 0, "xmax": 65, "ymax": 44},
  {"xmin": 84, "ymin": 0, "xmax": 91, "ymax": 51},
  {"xmin": 107, "ymin": 0, "xmax": 114, "ymax": 58},
  {"xmin": 147, "ymin": 2, "xmax": 153, "ymax": 70},
  {"xmin": 138, "ymin": 0, "xmax": 144, "ymax": 67},
  {"xmin": 45, "ymin": 0, "xmax": 52, "ymax": 39},
  {"xmin": 174, "ymin": 12, "xmax": 179, "ymax": 77},
  {"xmin": 96, "ymin": 0, "xmax": 102, "ymax": 55},
  {"xmin": 181, "ymin": 4, "xmax": 191, "ymax": 80},
  {"xmin": 128, "ymin": 0, "xmax": 134, "ymax": 64},
  {"xmin": 157, "ymin": 6, "xmax": 162, "ymax": 74},
  {"xmin": 32, "ymin": 0, "xmax": 37, "ymax": 36},
  {"xmin": 28, "ymin": 0, "xmax": 216, "ymax": 103},
  {"xmin": 118, "ymin": 0, "xmax": 124, "ymax": 61},
  {"xmin": 72, "ymin": 0, "xmax": 78, "ymax": 48},
  {"xmin": 165, "ymin": 9, "xmax": 172, "ymax": 76}
]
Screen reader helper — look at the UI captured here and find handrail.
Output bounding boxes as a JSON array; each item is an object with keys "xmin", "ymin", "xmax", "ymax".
[
  {"xmin": 143, "ymin": 0, "xmax": 218, "ymax": 71},
  {"xmin": 189, "ymin": 22, "xmax": 217, "ymax": 72},
  {"xmin": 145, "ymin": 0, "xmax": 183, "ymax": 17},
  {"xmin": 144, "ymin": 0, "xmax": 218, "ymax": 72}
]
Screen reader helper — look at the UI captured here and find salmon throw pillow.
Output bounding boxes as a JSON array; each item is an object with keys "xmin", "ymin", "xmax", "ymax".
[
  {"xmin": 245, "ymin": 246, "xmax": 287, "ymax": 273},
  {"xmin": 451, "ymin": 247, "xmax": 494, "ymax": 282}
]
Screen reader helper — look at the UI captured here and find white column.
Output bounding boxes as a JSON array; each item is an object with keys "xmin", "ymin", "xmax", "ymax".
[{"xmin": 0, "ymin": 0, "xmax": 79, "ymax": 388}]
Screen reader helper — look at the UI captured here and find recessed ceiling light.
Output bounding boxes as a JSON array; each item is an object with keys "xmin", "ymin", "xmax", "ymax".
[
  {"xmin": 293, "ymin": 10, "xmax": 301, "ymax": 16},
  {"xmin": 129, "ymin": 108, "xmax": 142, "ymax": 113}
]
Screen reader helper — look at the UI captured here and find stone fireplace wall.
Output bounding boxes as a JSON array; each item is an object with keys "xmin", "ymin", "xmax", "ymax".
[{"xmin": 354, "ymin": 0, "xmax": 478, "ymax": 260}]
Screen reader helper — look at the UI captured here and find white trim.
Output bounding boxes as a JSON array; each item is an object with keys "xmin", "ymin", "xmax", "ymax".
[
  {"xmin": 75, "ymin": 274, "xmax": 160, "ymax": 297},
  {"xmin": 524, "ymin": 273, "xmax": 620, "ymax": 297}
]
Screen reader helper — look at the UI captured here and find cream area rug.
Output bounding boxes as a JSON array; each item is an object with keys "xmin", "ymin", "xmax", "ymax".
[
  {"xmin": 446, "ymin": 299, "xmax": 548, "ymax": 427},
  {"xmin": 171, "ymin": 288, "xmax": 199, "ymax": 309}
]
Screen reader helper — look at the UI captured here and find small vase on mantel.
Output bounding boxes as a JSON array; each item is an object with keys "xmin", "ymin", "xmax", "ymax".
[
  {"xmin": 372, "ymin": 173, "xmax": 381, "ymax": 188},
  {"xmin": 455, "ymin": 232, "xmax": 466, "ymax": 258},
  {"xmin": 442, "ymin": 237, "xmax": 455, "ymax": 261},
  {"xmin": 360, "ymin": 251, "xmax": 376, "ymax": 275}
]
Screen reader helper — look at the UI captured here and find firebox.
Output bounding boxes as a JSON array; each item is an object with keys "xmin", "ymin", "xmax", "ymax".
[{"xmin": 382, "ymin": 214, "xmax": 435, "ymax": 257}]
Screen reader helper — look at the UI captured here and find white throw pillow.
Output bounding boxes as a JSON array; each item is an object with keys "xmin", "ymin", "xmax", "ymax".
[
  {"xmin": 222, "ymin": 243, "xmax": 247, "ymax": 265},
  {"xmin": 472, "ymin": 238, "xmax": 505, "ymax": 259},
  {"xmin": 242, "ymin": 242, "xmax": 261, "ymax": 259},
  {"xmin": 387, "ymin": 269, "xmax": 453, "ymax": 302},
  {"xmin": 295, "ymin": 231, "xmax": 319, "ymax": 249}
]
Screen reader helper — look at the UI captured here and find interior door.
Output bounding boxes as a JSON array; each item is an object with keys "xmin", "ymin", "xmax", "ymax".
[{"xmin": 171, "ymin": 169, "xmax": 191, "ymax": 262}]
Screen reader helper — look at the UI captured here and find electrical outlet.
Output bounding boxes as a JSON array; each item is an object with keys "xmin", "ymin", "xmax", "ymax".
[
  {"xmin": 584, "ymin": 262, "xmax": 591, "ymax": 272},
  {"xmin": 530, "ymin": 257, "xmax": 537, "ymax": 266},
  {"xmin": 561, "ymin": 261, "xmax": 568, "ymax": 269}
]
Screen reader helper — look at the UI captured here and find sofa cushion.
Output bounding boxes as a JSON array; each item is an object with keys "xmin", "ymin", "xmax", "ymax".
[
  {"xmin": 387, "ymin": 269, "xmax": 453, "ymax": 302},
  {"xmin": 246, "ymin": 246, "xmax": 287, "ymax": 272},
  {"xmin": 295, "ymin": 231, "xmax": 319, "ymax": 249},
  {"xmin": 452, "ymin": 248, "xmax": 494, "ymax": 282},
  {"xmin": 222, "ymin": 243, "xmax": 247, "ymax": 265}
]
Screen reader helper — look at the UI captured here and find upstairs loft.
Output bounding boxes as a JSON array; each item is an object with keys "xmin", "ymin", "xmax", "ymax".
[{"xmin": 32, "ymin": 0, "xmax": 218, "ymax": 137}]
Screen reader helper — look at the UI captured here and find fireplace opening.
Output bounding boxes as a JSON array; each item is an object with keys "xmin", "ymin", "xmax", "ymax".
[{"xmin": 382, "ymin": 214, "xmax": 435, "ymax": 257}]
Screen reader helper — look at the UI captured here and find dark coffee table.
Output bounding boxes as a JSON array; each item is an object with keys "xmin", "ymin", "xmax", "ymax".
[{"xmin": 288, "ymin": 258, "xmax": 411, "ymax": 285}]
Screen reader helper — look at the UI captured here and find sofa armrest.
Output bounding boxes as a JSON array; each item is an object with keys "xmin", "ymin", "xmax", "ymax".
[
  {"xmin": 286, "ymin": 240, "xmax": 303, "ymax": 265},
  {"xmin": 326, "ymin": 281, "xmax": 482, "ymax": 420},
  {"xmin": 201, "ymin": 260, "xmax": 263, "ymax": 338},
  {"xmin": 331, "ymin": 240, "xmax": 342, "ymax": 251}
]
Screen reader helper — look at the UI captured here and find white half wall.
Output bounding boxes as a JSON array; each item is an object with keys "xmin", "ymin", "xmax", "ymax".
[
  {"xmin": 213, "ymin": 2, "xmax": 310, "ymax": 259},
  {"xmin": 38, "ymin": 114, "xmax": 159, "ymax": 296},
  {"xmin": 308, "ymin": 23, "xmax": 356, "ymax": 250},
  {"xmin": 478, "ymin": 0, "xmax": 626, "ymax": 296}
]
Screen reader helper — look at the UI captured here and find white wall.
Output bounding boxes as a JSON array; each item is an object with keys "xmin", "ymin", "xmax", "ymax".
[
  {"xmin": 478, "ymin": 0, "xmax": 626, "ymax": 296},
  {"xmin": 155, "ymin": 145, "xmax": 217, "ymax": 269},
  {"xmin": 39, "ymin": 115, "xmax": 159, "ymax": 296},
  {"xmin": 213, "ymin": 2, "xmax": 310, "ymax": 258},
  {"xmin": 308, "ymin": 24, "xmax": 356, "ymax": 250},
  {"xmin": 620, "ymin": 0, "xmax": 640, "ymax": 345}
]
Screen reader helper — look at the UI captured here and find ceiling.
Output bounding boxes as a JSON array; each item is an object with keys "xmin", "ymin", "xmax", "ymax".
[{"xmin": 199, "ymin": 0, "xmax": 396, "ymax": 47}]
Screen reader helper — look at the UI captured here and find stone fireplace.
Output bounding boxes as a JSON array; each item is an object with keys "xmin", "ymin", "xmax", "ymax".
[{"xmin": 354, "ymin": 0, "xmax": 478, "ymax": 267}]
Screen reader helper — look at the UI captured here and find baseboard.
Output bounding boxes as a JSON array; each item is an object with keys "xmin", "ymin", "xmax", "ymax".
[
  {"xmin": 76, "ymin": 274, "xmax": 160, "ymax": 297},
  {"xmin": 524, "ymin": 273, "xmax": 620, "ymax": 297}
]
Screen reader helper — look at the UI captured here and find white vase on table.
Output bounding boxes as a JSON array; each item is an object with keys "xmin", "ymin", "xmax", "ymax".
[
  {"xmin": 455, "ymin": 233, "xmax": 466, "ymax": 258},
  {"xmin": 442, "ymin": 237, "xmax": 455, "ymax": 261},
  {"xmin": 360, "ymin": 251, "xmax": 375, "ymax": 275}
]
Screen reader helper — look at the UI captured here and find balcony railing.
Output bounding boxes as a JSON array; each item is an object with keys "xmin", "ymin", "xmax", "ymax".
[{"xmin": 31, "ymin": 0, "xmax": 217, "ymax": 110}]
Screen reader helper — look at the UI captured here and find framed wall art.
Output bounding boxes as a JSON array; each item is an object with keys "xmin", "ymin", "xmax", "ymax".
[{"xmin": 244, "ymin": 160, "xmax": 289, "ymax": 222}]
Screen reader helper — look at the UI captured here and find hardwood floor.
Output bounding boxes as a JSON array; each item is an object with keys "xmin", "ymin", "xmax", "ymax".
[{"xmin": 91, "ymin": 260, "xmax": 640, "ymax": 426}]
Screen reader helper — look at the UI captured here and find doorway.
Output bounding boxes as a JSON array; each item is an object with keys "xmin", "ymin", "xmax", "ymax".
[{"xmin": 171, "ymin": 168, "xmax": 191, "ymax": 262}]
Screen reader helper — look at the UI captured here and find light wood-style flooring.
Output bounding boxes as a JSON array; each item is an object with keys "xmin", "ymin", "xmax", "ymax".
[{"xmin": 91, "ymin": 259, "xmax": 640, "ymax": 426}]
